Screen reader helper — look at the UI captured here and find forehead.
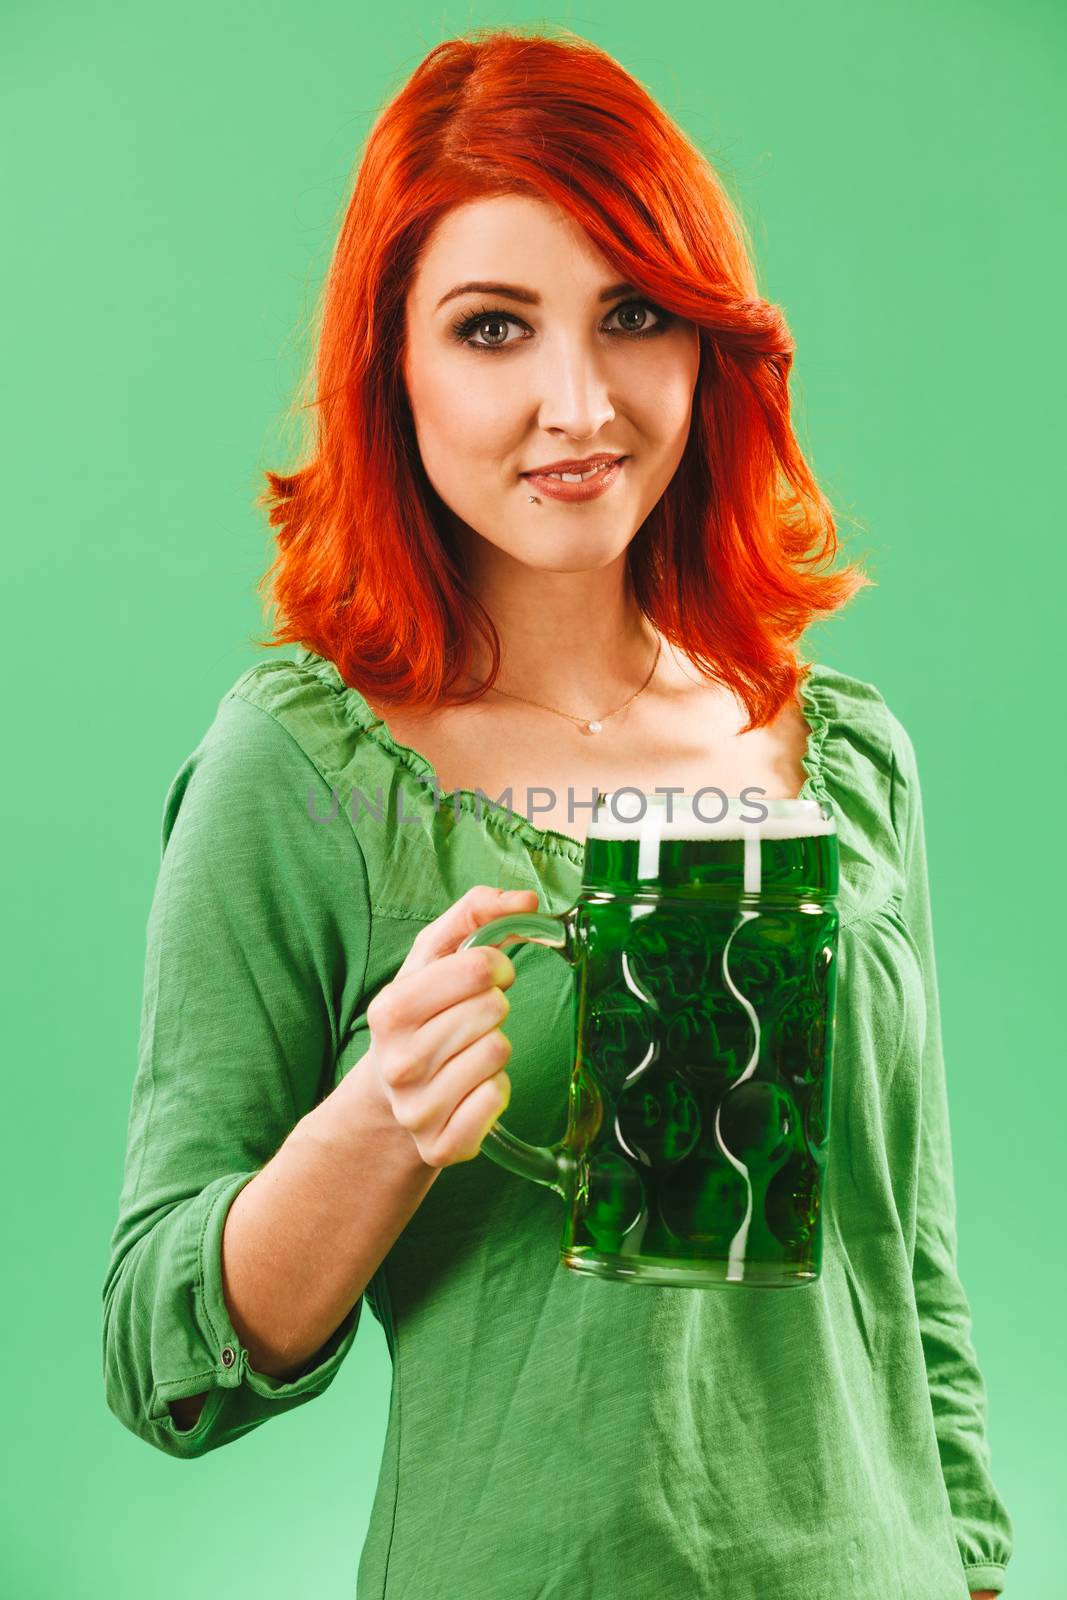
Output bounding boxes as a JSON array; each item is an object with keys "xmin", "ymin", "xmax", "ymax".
[{"xmin": 409, "ymin": 194, "xmax": 615, "ymax": 305}]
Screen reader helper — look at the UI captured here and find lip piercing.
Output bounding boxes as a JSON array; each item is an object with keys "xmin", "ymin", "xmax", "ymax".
[{"xmin": 528, "ymin": 495, "xmax": 540, "ymax": 504}]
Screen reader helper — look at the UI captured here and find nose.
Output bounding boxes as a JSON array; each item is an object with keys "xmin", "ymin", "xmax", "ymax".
[{"xmin": 535, "ymin": 337, "xmax": 616, "ymax": 441}]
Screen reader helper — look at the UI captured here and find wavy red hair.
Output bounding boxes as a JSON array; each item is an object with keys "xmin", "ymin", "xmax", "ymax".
[{"xmin": 253, "ymin": 24, "xmax": 872, "ymax": 731}]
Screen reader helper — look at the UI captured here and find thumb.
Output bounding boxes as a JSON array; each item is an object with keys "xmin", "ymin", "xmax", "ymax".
[{"xmin": 403, "ymin": 885, "xmax": 539, "ymax": 970}]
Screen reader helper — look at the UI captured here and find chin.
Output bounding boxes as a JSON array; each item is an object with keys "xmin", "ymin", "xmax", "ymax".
[{"xmin": 509, "ymin": 526, "xmax": 635, "ymax": 568}]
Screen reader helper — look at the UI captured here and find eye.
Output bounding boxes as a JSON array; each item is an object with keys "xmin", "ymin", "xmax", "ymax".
[
  {"xmin": 449, "ymin": 297, "xmax": 672, "ymax": 351},
  {"xmin": 604, "ymin": 300, "xmax": 668, "ymax": 336},
  {"xmin": 450, "ymin": 306, "xmax": 524, "ymax": 350}
]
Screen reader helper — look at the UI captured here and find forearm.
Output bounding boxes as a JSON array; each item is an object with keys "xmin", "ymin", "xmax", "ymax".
[{"xmin": 169, "ymin": 1055, "xmax": 437, "ymax": 1427}]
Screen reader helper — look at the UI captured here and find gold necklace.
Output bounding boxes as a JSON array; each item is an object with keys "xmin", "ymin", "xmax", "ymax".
[{"xmin": 481, "ymin": 634, "xmax": 663, "ymax": 735}]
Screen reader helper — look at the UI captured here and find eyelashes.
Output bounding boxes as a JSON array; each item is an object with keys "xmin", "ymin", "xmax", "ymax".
[{"xmin": 449, "ymin": 298, "xmax": 673, "ymax": 352}]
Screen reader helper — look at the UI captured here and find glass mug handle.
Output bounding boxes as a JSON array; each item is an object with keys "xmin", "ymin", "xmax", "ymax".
[{"xmin": 458, "ymin": 909, "xmax": 581, "ymax": 1202}]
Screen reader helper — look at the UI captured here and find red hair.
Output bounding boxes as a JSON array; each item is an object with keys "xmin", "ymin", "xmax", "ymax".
[{"xmin": 253, "ymin": 24, "xmax": 872, "ymax": 731}]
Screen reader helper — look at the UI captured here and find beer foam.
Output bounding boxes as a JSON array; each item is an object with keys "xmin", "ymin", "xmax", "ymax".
[{"xmin": 587, "ymin": 792, "xmax": 835, "ymax": 843}]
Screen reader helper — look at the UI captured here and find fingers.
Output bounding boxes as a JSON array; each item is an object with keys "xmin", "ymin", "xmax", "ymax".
[
  {"xmin": 370, "ymin": 883, "xmax": 537, "ymax": 1036},
  {"xmin": 385, "ymin": 981, "xmax": 512, "ymax": 1093},
  {"xmin": 367, "ymin": 942, "xmax": 511, "ymax": 1043},
  {"xmin": 431, "ymin": 1066, "xmax": 512, "ymax": 1167},
  {"xmin": 397, "ymin": 1033, "xmax": 515, "ymax": 1167},
  {"xmin": 363, "ymin": 884, "xmax": 538, "ymax": 1168},
  {"xmin": 401, "ymin": 885, "xmax": 539, "ymax": 971}
]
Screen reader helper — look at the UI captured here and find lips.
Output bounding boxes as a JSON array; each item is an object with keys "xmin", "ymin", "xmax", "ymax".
[
  {"xmin": 522, "ymin": 453, "xmax": 625, "ymax": 477},
  {"xmin": 521, "ymin": 456, "xmax": 626, "ymax": 502}
]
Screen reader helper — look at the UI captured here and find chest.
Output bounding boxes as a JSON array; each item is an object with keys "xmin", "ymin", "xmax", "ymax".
[{"xmin": 370, "ymin": 691, "xmax": 813, "ymax": 847}]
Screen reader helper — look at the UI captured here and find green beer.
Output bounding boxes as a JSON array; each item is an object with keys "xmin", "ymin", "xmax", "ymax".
[{"xmin": 461, "ymin": 791, "xmax": 840, "ymax": 1289}]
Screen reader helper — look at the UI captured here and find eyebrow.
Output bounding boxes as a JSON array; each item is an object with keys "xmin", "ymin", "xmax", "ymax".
[{"xmin": 434, "ymin": 279, "xmax": 637, "ymax": 311}]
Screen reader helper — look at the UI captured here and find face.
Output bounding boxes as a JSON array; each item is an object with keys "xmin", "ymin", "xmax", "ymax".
[{"xmin": 401, "ymin": 194, "xmax": 701, "ymax": 577}]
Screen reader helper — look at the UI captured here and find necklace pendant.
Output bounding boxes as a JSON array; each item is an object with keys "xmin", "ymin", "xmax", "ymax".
[{"xmin": 586, "ymin": 720, "xmax": 603, "ymax": 734}]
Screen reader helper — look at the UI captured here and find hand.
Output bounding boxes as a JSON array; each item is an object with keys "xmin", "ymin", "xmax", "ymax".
[{"xmin": 365, "ymin": 884, "xmax": 539, "ymax": 1167}]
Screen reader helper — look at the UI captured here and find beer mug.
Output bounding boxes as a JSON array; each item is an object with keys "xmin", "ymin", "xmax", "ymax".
[{"xmin": 459, "ymin": 791, "xmax": 840, "ymax": 1289}]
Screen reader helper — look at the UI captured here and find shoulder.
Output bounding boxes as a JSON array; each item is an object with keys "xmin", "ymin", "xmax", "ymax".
[
  {"xmin": 804, "ymin": 662, "xmax": 924, "ymax": 900},
  {"xmin": 806, "ymin": 661, "xmax": 917, "ymax": 794},
  {"xmin": 148, "ymin": 660, "xmax": 375, "ymax": 1024},
  {"xmin": 159, "ymin": 651, "xmax": 372, "ymax": 861},
  {"xmin": 192, "ymin": 648, "xmax": 380, "ymax": 796},
  {"xmin": 224, "ymin": 648, "xmax": 361, "ymax": 770}
]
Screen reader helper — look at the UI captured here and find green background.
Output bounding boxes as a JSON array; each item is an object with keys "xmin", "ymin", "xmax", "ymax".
[{"xmin": 4, "ymin": 1, "xmax": 1062, "ymax": 1594}]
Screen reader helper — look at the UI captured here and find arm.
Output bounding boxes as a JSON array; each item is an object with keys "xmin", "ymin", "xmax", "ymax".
[
  {"xmin": 101, "ymin": 690, "xmax": 408, "ymax": 1456},
  {"xmin": 890, "ymin": 713, "xmax": 1014, "ymax": 1594},
  {"xmin": 166, "ymin": 1055, "xmax": 438, "ymax": 1431}
]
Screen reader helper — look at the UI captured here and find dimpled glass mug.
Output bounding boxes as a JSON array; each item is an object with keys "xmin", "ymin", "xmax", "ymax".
[{"xmin": 458, "ymin": 790, "xmax": 840, "ymax": 1289}]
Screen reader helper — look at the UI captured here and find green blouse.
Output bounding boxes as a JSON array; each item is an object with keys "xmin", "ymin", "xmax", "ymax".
[{"xmin": 102, "ymin": 647, "xmax": 1014, "ymax": 1599}]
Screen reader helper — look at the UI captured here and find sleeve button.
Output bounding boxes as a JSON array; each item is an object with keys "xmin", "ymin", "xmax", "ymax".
[{"xmin": 221, "ymin": 1345, "xmax": 237, "ymax": 1368}]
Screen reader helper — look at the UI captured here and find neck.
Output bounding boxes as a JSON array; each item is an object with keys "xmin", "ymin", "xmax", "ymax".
[{"xmin": 457, "ymin": 551, "xmax": 662, "ymax": 713}]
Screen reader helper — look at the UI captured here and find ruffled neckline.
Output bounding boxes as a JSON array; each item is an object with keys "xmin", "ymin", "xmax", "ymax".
[{"xmin": 291, "ymin": 648, "xmax": 831, "ymax": 870}]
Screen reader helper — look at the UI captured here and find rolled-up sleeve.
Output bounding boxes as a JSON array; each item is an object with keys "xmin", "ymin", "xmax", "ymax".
[
  {"xmin": 102, "ymin": 687, "xmax": 372, "ymax": 1459},
  {"xmin": 890, "ymin": 713, "xmax": 1014, "ymax": 1592}
]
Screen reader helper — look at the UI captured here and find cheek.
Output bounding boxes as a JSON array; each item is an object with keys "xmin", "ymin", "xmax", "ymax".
[
  {"xmin": 405, "ymin": 358, "xmax": 523, "ymax": 528},
  {"xmin": 618, "ymin": 339, "xmax": 700, "ymax": 453},
  {"xmin": 408, "ymin": 358, "xmax": 514, "ymax": 480},
  {"xmin": 648, "ymin": 345, "xmax": 701, "ymax": 436}
]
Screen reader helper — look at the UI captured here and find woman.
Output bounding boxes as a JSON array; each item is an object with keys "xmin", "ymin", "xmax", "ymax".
[{"xmin": 102, "ymin": 26, "xmax": 1013, "ymax": 1599}]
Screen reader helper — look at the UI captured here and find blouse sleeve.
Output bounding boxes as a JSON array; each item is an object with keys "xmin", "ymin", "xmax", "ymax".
[
  {"xmin": 101, "ymin": 687, "xmax": 373, "ymax": 1459},
  {"xmin": 889, "ymin": 712, "xmax": 1014, "ymax": 1593}
]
